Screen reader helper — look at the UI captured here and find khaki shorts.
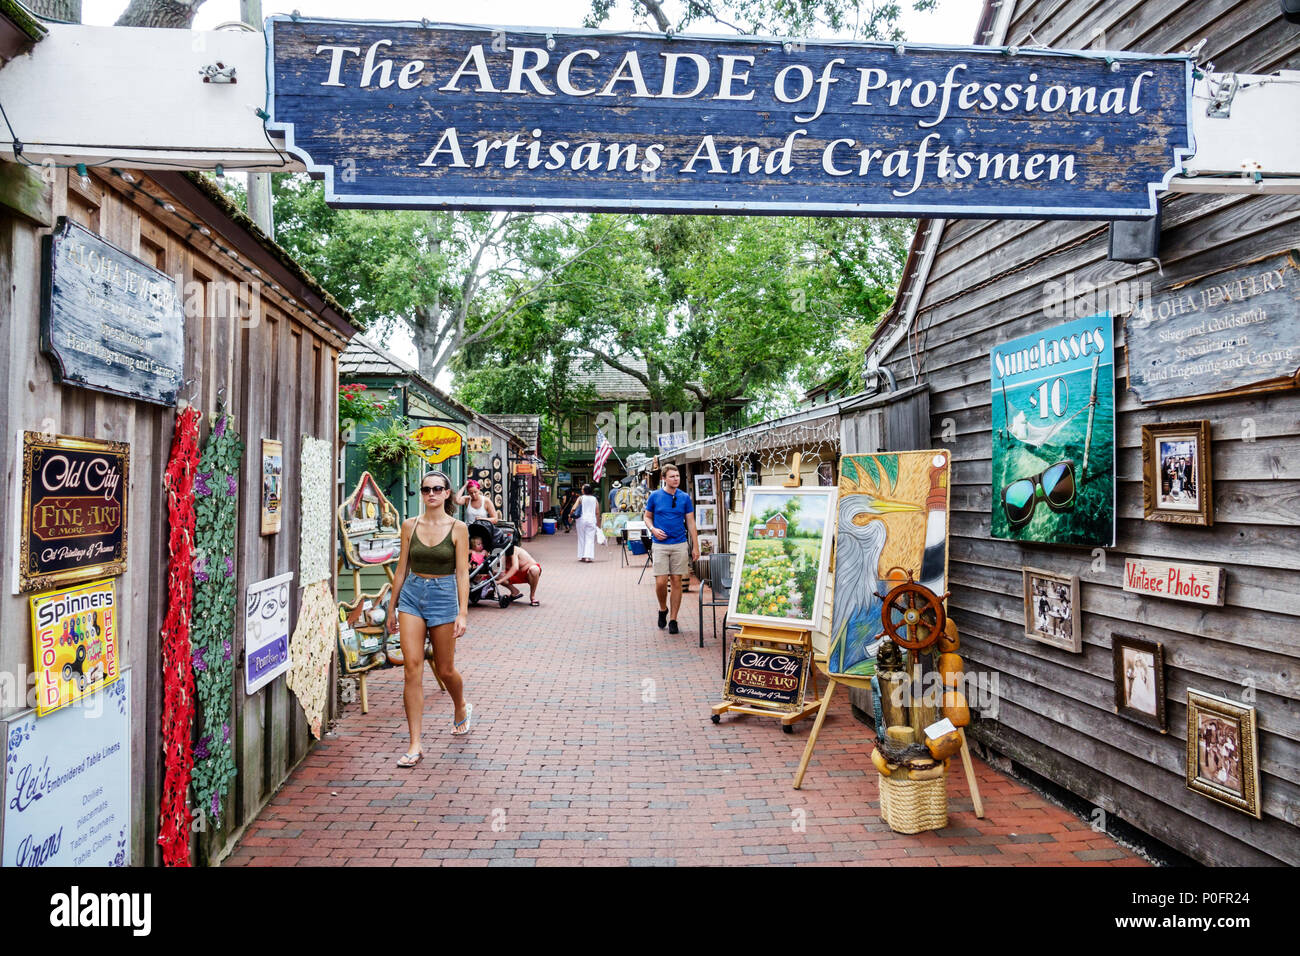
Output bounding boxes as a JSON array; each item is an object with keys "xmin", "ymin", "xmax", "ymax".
[{"xmin": 652, "ymin": 541, "xmax": 690, "ymax": 576}]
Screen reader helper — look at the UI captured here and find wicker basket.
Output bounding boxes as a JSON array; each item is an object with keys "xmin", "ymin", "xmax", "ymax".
[{"xmin": 877, "ymin": 771, "xmax": 948, "ymax": 834}]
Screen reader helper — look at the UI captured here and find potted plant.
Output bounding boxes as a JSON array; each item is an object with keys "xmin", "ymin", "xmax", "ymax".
[{"xmin": 362, "ymin": 419, "xmax": 424, "ymax": 486}]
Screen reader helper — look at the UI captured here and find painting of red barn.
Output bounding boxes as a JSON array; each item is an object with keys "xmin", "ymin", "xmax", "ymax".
[{"xmin": 753, "ymin": 514, "xmax": 788, "ymax": 539}]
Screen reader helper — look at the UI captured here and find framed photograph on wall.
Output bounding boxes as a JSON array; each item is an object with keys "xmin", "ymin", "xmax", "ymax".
[
  {"xmin": 695, "ymin": 503, "xmax": 717, "ymax": 531},
  {"xmin": 1022, "ymin": 567, "xmax": 1083, "ymax": 653},
  {"xmin": 817, "ymin": 461, "xmax": 835, "ymax": 486},
  {"xmin": 260, "ymin": 439, "xmax": 283, "ymax": 536},
  {"xmin": 1112, "ymin": 634, "xmax": 1166, "ymax": 732},
  {"xmin": 694, "ymin": 473, "xmax": 716, "ymax": 502},
  {"xmin": 1142, "ymin": 420, "xmax": 1213, "ymax": 526},
  {"xmin": 1186, "ymin": 690, "xmax": 1260, "ymax": 818},
  {"xmin": 698, "ymin": 534, "xmax": 718, "ymax": 557}
]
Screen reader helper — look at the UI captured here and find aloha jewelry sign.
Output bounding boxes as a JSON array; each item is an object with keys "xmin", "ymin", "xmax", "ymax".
[{"xmin": 268, "ymin": 18, "xmax": 1192, "ymax": 219}]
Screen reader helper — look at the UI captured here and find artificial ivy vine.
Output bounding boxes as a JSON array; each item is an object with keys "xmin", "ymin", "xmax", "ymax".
[{"xmin": 191, "ymin": 407, "xmax": 244, "ymax": 825}]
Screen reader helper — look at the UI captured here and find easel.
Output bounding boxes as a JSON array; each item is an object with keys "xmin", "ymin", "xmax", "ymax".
[{"xmin": 711, "ymin": 624, "xmax": 823, "ymax": 732}]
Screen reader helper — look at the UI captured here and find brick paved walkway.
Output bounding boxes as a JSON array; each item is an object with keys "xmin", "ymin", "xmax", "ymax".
[{"xmin": 225, "ymin": 531, "xmax": 1146, "ymax": 867}]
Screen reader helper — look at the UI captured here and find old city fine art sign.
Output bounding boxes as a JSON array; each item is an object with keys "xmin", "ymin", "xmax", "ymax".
[
  {"xmin": 41, "ymin": 218, "xmax": 185, "ymax": 406},
  {"xmin": 12, "ymin": 432, "xmax": 129, "ymax": 594},
  {"xmin": 1124, "ymin": 250, "xmax": 1300, "ymax": 404},
  {"xmin": 268, "ymin": 18, "xmax": 1192, "ymax": 219}
]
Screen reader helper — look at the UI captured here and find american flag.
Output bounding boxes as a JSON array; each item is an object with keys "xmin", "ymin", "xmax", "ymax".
[{"xmin": 593, "ymin": 429, "xmax": 613, "ymax": 482}]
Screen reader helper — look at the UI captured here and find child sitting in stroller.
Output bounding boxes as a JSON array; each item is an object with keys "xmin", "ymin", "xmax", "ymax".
[{"xmin": 467, "ymin": 519, "xmax": 519, "ymax": 608}]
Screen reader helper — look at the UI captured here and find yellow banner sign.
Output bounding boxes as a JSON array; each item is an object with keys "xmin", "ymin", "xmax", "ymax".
[
  {"xmin": 412, "ymin": 426, "xmax": 463, "ymax": 465},
  {"xmin": 30, "ymin": 577, "xmax": 121, "ymax": 716}
]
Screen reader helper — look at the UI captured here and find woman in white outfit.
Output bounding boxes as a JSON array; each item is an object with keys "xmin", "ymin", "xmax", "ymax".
[
  {"xmin": 575, "ymin": 483, "xmax": 600, "ymax": 562},
  {"xmin": 454, "ymin": 480, "xmax": 498, "ymax": 523}
]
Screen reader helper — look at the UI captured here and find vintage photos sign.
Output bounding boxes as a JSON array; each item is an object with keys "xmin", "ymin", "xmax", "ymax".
[
  {"xmin": 41, "ymin": 218, "xmax": 184, "ymax": 406},
  {"xmin": 245, "ymin": 571, "xmax": 294, "ymax": 694},
  {"xmin": 12, "ymin": 431, "xmax": 129, "ymax": 594},
  {"xmin": 990, "ymin": 315, "xmax": 1115, "ymax": 547},
  {"xmin": 268, "ymin": 19, "xmax": 1192, "ymax": 219},
  {"xmin": 1125, "ymin": 250, "xmax": 1300, "ymax": 404},
  {"xmin": 29, "ymin": 578, "xmax": 121, "ymax": 717},
  {"xmin": 2, "ymin": 672, "xmax": 131, "ymax": 867}
]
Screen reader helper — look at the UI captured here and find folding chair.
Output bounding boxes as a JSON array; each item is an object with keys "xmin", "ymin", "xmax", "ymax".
[
  {"xmin": 698, "ymin": 552, "xmax": 734, "ymax": 652},
  {"xmin": 635, "ymin": 531, "xmax": 655, "ymax": 584}
]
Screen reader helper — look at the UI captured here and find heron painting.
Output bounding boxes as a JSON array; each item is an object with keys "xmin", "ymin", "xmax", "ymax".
[{"xmin": 828, "ymin": 451, "xmax": 951, "ymax": 678}]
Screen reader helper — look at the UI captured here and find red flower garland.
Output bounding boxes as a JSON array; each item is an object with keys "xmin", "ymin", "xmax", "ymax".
[{"xmin": 158, "ymin": 406, "xmax": 199, "ymax": 867}]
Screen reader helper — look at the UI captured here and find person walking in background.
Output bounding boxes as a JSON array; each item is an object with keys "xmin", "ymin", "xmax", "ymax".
[
  {"xmin": 575, "ymin": 483, "xmax": 600, "ymax": 562},
  {"xmin": 643, "ymin": 464, "xmax": 699, "ymax": 634},
  {"xmin": 454, "ymin": 479, "xmax": 498, "ymax": 523},
  {"xmin": 560, "ymin": 489, "xmax": 578, "ymax": 533},
  {"xmin": 387, "ymin": 470, "xmax": 473, "ymax": 767}
]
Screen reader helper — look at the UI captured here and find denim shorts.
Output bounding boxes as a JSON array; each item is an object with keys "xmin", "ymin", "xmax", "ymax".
[{"xmin": 397, "ymin": 574, "xmax": 460, "ymax": 627}]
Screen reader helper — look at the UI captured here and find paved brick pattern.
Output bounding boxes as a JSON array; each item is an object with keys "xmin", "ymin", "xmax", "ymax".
[{"xmin": 225, "ymin": 532, "xmax": 1146, "ymax": 867}]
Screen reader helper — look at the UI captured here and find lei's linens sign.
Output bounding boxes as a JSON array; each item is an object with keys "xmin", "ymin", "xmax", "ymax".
[
  {"xmin": 268, "ymin": 19, "xmax": 1192, "ymax": 220},
  {"xmin": 1124, "ymin": 558, "xmax": 1225, "ymax": 607},
  {"xmin": 41, "ymin": 218, "xmax": 184, "ymax": 406},
  {"xmin": 29, "ymin": 578, "xmax": 121, "ymax": 717},
  {"xmin": 1124, "ymin": 250, "xmax": 1300, "ymax": 404},
  {"xmin": 13, "ymin": 432, "xmax": 129, "ymax": 594},
  {"xmin": 724, "ymin": 644, "xmax": 810, "ymax": 713},
  {"xmin": 2, "ymin": 673, "xmax": 132, "ymax": 867}
]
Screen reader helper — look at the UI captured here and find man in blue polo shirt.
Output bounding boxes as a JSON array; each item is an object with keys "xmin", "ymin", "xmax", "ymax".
[{"xmin": 643, "ymin": 464, "xmax": 700, "ymax": 634}]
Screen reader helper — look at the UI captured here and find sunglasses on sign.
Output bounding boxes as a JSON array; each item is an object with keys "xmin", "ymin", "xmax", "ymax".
[{"xmin": 1002, "ymin": 460, "xmax": 1076, "ymax": 529}]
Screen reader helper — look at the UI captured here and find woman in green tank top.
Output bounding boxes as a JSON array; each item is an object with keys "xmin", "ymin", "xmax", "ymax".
[{"xmin": 387, "ymin": 470, "xmax": 472, "ymax": 767}]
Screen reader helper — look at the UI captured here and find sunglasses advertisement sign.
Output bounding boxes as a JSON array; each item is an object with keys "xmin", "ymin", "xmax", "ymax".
[{"xmin": 990, "ymin": 314, "xmax": 1115, "ymax": 547}]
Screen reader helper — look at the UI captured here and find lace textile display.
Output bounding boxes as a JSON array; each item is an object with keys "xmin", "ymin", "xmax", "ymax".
[
  {"xmin": 159, "ymin": 406, "xmax": 199, "ymax": 867},
  {"xmin": 287, "ymin": 434, "xmax": 337, "ymax": 737},
  {"xmin": 287, "ymin": 580, "xmax": 335, "ymax": 739},
  {"xmin": 299, "ymin": 435, "xmax": 333, "ymax": 585},
  {"xmin": 191, "ymin": 409, "xmax": 244, "ymax": 824}
]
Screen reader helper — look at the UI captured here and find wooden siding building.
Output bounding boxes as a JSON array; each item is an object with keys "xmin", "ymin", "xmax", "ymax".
[
  {"xmin": 0, "ymin": 161, "xmax": 357, "ymax": 865},
  {"xmin": 856, "ymin": 0, "xmax": 1300, "ymax": 866}
]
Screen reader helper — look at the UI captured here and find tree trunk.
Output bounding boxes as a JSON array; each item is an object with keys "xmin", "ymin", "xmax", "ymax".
[{"xmin": 115, "ymin": 0, "xmax": 205, "ymax": 27}]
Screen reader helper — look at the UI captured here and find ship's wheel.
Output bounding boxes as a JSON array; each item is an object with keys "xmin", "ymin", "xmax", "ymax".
[{"xmin": 878, "ymin": 568, "xmax": 947, "ymax": 651}]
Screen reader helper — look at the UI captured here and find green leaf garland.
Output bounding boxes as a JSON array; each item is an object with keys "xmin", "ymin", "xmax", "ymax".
[{"xmin": 190, "ymin": 410, "xmax": 243, "ymax": 825}]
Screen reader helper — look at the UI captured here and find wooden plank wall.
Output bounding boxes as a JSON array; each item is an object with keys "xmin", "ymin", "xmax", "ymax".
[
  {"xmin": 876, "ymin": 0, "xmax": 1300, "ymax": 865},
  {"xmin": 0, "ymin": 167, "xmax": 345, "ymax": 866}
]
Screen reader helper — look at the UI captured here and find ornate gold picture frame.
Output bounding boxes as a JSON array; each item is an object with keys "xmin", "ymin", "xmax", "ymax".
[{"xmin": 1186, "ymin": 689, "xmax": 1260, "ymax": 819}]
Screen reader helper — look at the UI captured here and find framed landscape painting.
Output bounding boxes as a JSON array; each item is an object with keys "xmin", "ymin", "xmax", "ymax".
[{"xmin": 727, "ymin": 486, "xmax": 837, "ymax": 631}]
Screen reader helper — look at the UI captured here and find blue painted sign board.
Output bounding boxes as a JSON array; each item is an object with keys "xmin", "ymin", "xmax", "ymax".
[
  {"xmin": 268, "ymin": 18, "xmax": 1192, "ymax": 219},
  {"xmin": 2, "ymin": 672, "xmax": 131, "ymax": 867}
]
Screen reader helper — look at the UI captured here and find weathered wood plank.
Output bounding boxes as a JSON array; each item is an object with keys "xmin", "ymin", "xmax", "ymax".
[{"xmin": 0, "ymin": 159, "xmax": 53, "ymax": 227}]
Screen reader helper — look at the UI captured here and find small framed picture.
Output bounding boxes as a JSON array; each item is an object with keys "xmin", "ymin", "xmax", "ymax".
[
  {"xmin": 1186, "ymin": 690, "xmax": 1261, "ymax": 818},
  {"xmin": 694, "ymin": 473, "xmax": 716, "ymax": 502},
  {"xmin": 260, "ymin": 439, "xmax": 283, "ymax": 536},
  {"xmin": 1112, "ymin": 634, "xmax": 1166, "ymax": 732},
  {"xmin": 695, "ymin": 503, "xmax": 717, "ymax": 531},
  {"xmin": 1142, "ymin": 420, "xmax": 1213, "ymax": 526},
  {"xmin": 1022, "ymin": 568, "xmax": 1082, "ymax": 652},
  {"xmin": 698, "ymin": 534, "xmax": 718, "ymax": 557},
  {"xmin": 817, "ymin": 461, "xmax": 835, "ymax": 486}
]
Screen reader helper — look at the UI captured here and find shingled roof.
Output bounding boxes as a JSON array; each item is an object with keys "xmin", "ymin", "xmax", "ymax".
[
  {"xmin": 485, "ymin": 414, "xmax": 541, "ymax": 454},
  {"xmin": 570, "ymin": 356, "xmax": 653, "ymax": 401}
]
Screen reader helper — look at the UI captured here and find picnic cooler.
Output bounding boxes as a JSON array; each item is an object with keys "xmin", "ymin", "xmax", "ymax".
[
  {"xmin": 542, "ymin": 518, "xmax": 556, "ymax": 534},
  {"xmin": 877, "ymin": 769, "xmax": 948, "ymax": 834}
]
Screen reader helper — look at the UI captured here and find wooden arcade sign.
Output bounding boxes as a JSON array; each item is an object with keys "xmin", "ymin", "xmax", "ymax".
[
  {"xmin": 268, "ymin": 18, "xmax": 1192, "ymax": 220},
  {"xmin": 337, "ymin": 472, "xmax": 401, "ymax": 569}
]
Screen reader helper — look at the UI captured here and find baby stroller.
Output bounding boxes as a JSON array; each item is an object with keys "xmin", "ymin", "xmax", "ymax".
[{"xmin": 467, "ymin": 519, "xmax": 519, "ymax": 608}]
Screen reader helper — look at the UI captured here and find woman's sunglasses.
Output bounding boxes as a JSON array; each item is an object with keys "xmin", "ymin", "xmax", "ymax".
[
  {"xmin": 1002, "ymin": 460, "xmax": 1076, "ymax": 529},
  {"xmin": 422, "ymin": 484, "xmax": 449, "ymax": 495}
]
